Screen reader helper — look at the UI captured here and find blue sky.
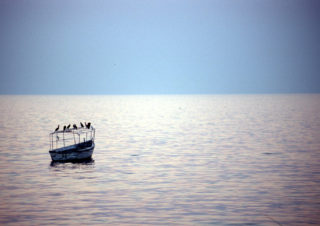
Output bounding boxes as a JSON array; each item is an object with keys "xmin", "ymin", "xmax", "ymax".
[{"xmin": 0, "ymin": 0, "xmax": 319, "ymax": 94}]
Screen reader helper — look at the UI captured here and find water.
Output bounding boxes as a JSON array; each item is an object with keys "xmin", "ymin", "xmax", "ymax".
[{"xmin": 0, "ymin": 94, "xmax": 320, "ymax": 225}]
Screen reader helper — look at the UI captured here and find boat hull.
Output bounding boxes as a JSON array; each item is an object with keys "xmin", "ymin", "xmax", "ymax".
[{"xmin": 49, "ymin": 141, "xmax": 95, "ymax": 162}]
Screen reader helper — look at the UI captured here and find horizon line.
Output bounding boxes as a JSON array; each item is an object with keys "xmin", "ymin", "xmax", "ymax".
[{"xmin": 0, "ymin": 92, "xmax": 319, "ymax": 96}]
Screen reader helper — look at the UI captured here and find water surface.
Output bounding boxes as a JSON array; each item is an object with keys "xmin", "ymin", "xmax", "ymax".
[{"xmin": 0, "ymin": 94, "xmax": 320, "ymax": 225}]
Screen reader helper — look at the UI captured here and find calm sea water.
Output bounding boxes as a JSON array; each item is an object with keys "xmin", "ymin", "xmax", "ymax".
[{"xmin": 0, "ymin": 94, "xmax": 320, "ymax": 225}]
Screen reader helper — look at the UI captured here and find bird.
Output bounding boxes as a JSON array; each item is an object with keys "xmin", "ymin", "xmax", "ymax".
[
  {"xmin": 86, "ymin": 122, "xmax": 91, "ymax": 129},
  {"xmin": 73, "ymin": 124, "xmax": 77, "ymax": 130},
  {"xmin": 55, "ymin": 125, "xmax": 59, "ymax": 132},
  {"xmin": 80, "ymin": 122, "xmax": 84, "ymax": 128},
  {"xmin": 67, "ymin": 124, "xmax": 71, "ymax": 129},
  {"xmin": 63, "ymin": 125, "xmax": 66, "ymax": 131}
]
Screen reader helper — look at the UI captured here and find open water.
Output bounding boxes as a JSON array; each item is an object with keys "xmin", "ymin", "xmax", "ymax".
[{"xmin": 0, "ymin": 94, "xmax": 320, "ymax": 225}]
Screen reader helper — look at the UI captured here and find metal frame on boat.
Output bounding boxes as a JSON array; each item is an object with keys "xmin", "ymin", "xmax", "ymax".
[{"xmin": 49, "ymin": 127, "xmax": 95, "ymax": 161}]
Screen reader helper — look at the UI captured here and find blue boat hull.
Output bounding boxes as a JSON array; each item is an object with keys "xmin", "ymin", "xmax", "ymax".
[{"xmin": 49, "ymin": 140, "xmax": 95, "ymax": 161}]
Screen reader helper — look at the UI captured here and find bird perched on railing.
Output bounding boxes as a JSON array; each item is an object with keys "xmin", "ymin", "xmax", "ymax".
[
  {"xmin": 80, "ymin": 122, "xmax": 84, "ymax": 128},
  {"xmin": 73, "ymin": 124, "xmax": 77, "ymax": 130},
  {"xmin": 86, "ymin": 122, "xmax": 91, "ymax": 129},
  {"xmin": 67, "ymin": 124, "xmax": 71, "ymax": 129},
  {"xmin": 63, "ymin": 125, "xmax": 66, "ymax": 131},
  {"xmin": 55, "ymin": 125, "xmax": 59, "ymax": 132}
]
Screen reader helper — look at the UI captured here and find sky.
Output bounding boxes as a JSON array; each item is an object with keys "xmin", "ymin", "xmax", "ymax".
[{"xmin": 0, "ymin": 0, "xmax": 319, "ymax": 94}]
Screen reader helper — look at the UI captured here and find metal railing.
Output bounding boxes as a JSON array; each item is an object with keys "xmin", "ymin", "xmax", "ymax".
[{"xmin": 49, "ymin": 127, "xmax": 95, "ymax": 151}]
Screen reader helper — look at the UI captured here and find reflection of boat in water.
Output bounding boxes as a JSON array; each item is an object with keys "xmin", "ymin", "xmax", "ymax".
[
  {"xmin": 50, "ymin": 157, "xmax": 95, "ymax": 167},
  {"xmin": 49, "ymin": 126, "xmax": 95, "ymax": 162}
]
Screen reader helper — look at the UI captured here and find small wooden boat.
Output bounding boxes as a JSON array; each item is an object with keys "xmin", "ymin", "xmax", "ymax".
[{"xmin": 49, "ymin": 125, "xmax": 95, "ymax": 162}]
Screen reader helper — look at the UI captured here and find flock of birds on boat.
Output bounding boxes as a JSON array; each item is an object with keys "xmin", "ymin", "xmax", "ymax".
[{"xmin": 54, "ymin": 122, "xmax": 91, "ymax": 132}]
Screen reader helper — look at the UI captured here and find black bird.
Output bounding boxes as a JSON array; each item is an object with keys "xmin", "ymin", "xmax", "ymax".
[
  {"xmin": 63, "ymin": 125, "xmax": 66, "ymax": 131},
  {"xmin": 86, "ymin": 122, "xmax": 91, "ymax": 129},
  {"xmin": 55, "ymin": 125, "xmax": 59, "ymax": 132},
  {"xmin": 80, "ymin": 122, "xmax": 84, "ymax": 128},
  {"xmin": 73, "ymin": 124, "xmax": 77, "ymax": 130},
  {"xmin": 67, "ymin": 124, "xmax": 71, "ymax": 129}
]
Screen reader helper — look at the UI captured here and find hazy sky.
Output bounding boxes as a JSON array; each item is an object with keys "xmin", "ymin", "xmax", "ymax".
[{"xmin": 0, "ymin": 0, "xmax": 319, "ymax": 94}]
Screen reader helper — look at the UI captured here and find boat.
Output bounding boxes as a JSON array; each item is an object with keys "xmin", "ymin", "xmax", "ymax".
[{"xmin": 49, "ymin": 125, "xmax": 95, "ymax": 162}]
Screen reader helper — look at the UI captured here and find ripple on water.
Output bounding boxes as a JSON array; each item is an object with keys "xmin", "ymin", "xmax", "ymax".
[{"xmin": 0, "ymin": 95, "xmax": 320, "ymax": 225}]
